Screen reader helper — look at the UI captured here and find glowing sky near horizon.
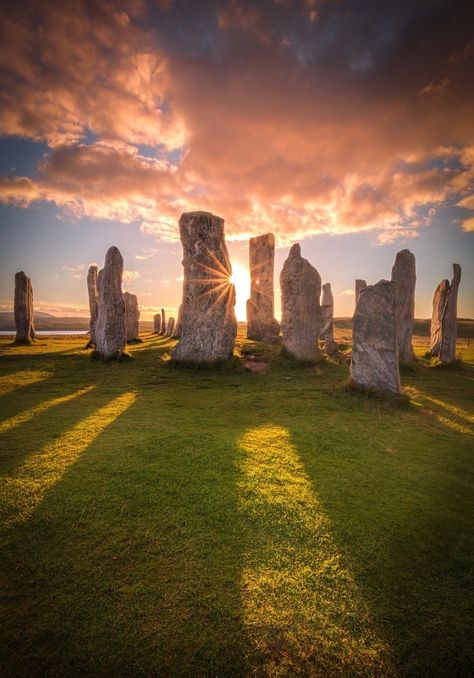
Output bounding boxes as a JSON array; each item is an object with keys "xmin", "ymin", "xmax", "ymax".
[{"xmin": 0, "ymin": 0, "xmax": 473, "ymax": 320}]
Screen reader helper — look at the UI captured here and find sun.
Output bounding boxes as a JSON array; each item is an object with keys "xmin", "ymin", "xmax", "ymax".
[{"xmin": 229, "ymin": 263, "xmax": 250, "ymax": 321}]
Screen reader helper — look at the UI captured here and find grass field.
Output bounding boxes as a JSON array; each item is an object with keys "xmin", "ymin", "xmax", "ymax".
[{"xmin": 0, "ymin": 329, "xmax": 473, "ymax": 676}]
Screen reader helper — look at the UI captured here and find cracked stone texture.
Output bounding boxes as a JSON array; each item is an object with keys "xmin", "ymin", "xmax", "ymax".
[
  {"xmin": 430, "ymin": 264, "xmax": 461, "ymax": 363},
  {"xmin": 171, "ymin": 211, "xmax": 237, "ymax": 363},
  {"xmin": 14, "ymin": 271, "xmax": 35, "ymax": 342},
  {"xmin": 280, "ymin": 244, "xmax": 321, "ymax": 360},
  {"xmin": 246, "ymin": 233, "xmax": 280, "ymax": 341},
  {"xmin": 95, "ymin": 246, "xmax": 126, "ymax": 359},
  {"xmin": 351, "ymin": 280, "xmax": 400, "ymax": 394},
  {"xmin": 320, "ymin": 283, "xmax": 338, "ymax": 354},
  {"xmin": 391, "ymin": 249, "xmax": 416, "ymax": 361},
  {"xmin": 355, "ymin": 279, "xmax": 367, "ymax": 304},
  {"xmin": 123, "ymin": 291, "xmax": 140, "ymax": 342},
  {"xmin": 87, "ymin": 265, "xmax": 99, "ymax": 345},
  {"xmin": 174, "ymin": 304, "xmax": 183, "ymax": 338}
]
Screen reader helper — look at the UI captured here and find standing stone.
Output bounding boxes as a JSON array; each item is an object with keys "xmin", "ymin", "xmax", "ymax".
[
  {"xmin": 246, "ymin": 233, "xmax": 280, "ymax": 341},
  {"xmin": 319, "ymin": 283, "xmax": 338, "ymax": 354},
  {"xmin": 171, "ymin": 211, "xmax": 237, "ymax": 363},
  {"xmin": 95, "ymin": 246, "xmax": 126, "ymax": 359},
  {"xmin": 153, "ymin": 313, "xmax": 161, "ymax": 333},
  {"xmin": 430, "ymin": 280, "xmax": 448, "ymax": 356},
  {"xmin": 355, "ymin": 279, "xmax": 367, "ymax": 304},
  {"xmin": 173, "ymin": 304, "xmax": 183, "ymax": 338},
  {"xmin": 391, "ymin": 250, "xmax": 416, "ymax": 361},
  {"xmin": 87, "ymin": 265, "xmax": 99, "ymax": 346},
  {"xmin": 166, "ymin": 317, "xmax": 175, "ymax": 336},
  {"xmin": 123, "ymin": 291, "xmax": 140, "ymax": 342},
  {"xmin": 280, "ymin": 244, "xmax": 321, "ymax": 360},
  {"xmin": 160, "ymin": 308, "xmax": 166, "ymax": 335},
  {"xmin": 14, "ymin": 271, "xmax": 35, "ymax": 343},
  {"xmin": 351, "ymin": 280, "xmax": 400, "ymax": 394},
  {"xmin": 430, "ymin": 264, "xmax": 461, "ymax": 363}
]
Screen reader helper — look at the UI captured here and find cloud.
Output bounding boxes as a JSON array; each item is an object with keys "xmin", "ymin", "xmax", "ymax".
[
  {"xmin": 0, "ymin": 0, "xmax": 473, "ymax": 245},
  {"xmin": 135, "ymin": 248, "xmax": 158, "ymax": 260},
  {"xmin": 61, "ymin": 263, "xmax": 86, "ymax": 278},
  {"xmin": 341, "ymin": 289, "xmax": 354, "ymax": 296},
  {"xmin": 123, "ymin": 269, "xmax": 141, "ymax": 282}
]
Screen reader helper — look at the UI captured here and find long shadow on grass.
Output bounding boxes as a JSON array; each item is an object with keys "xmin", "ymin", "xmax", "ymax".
[
  {"xmin": 0, "ymin": 383, "xmax": 253, "ymax": 676},
  {"xmin": 281, "ymin": 386, "xmax": 474, "ymax": 676}
]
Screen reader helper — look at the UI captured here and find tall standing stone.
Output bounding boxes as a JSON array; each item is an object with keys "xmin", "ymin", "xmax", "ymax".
[
  {"xmin": 174, "ymin": 304, "xmax": 183, "ymax": 338},
  {"xmin": 351, "ymin": 280, "xmax": 400, "ymax": 394},
  {"xmin": 280, "ymin": 244, "xmax": 321, "ymax": 361},
  {"xmin": 246, "ymin": 233, "xmax": 280, "ymax": 341},
  {"xmin": 153, "ymin": 313, "xmax": 161, "ymax": 333},
  {"xmin": 95, "ymin": 246, "xmax": 126, "ymax": 359},
  {"xmin": 87, "ymin": 265, "xmax": 99, "ymax": 346},
  {"xmin": 430, "ymin": 280, "xmax": 448, "ymax": 356},
  {"xmin": 166, "ymin": 317, "xmax": 175, "ymax": 336},
  {"xmin": 391, "ymin": 249, "xmax": 416, "ymax": 361},
  {"xmin": 430, "ymin": 264, "xmax": 461, "ymax": 363},
  {"xmin": 160, "ymin": 308, "xmax": 166, "ymax": 335},
  {"xmin": 171, "ymin": 211, "xmax": 237, "ymax": 363},
  {"xmin": 123, "ymin": 291, "xmax": 140, "ymax": 342},
  {"xmin": 319, "ymin": 283, "xmax": 338, "ymax": 354},
  {"xmin": 14, "ymin": 271, "xmax": 35, "ymax": 343},
  {"xmin": 355, "ymin": 279, "xmax": 367, "ymax": 304}
]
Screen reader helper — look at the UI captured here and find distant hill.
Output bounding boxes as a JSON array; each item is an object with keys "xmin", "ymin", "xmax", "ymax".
[{"xmin": 1, "ymin": 313, "xmax": 472, "ymax": 337}]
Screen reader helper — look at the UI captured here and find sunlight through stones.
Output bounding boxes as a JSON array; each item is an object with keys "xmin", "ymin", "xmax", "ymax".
[
  {"xmin": 280, "ymin": 244, "xmax": 321, "ymax": 361},
  {"xmin": 0, "ymin": 391, "xmax": 137, "ymax": 527},
  {"xmin": 171, "ymin": 211, "xmax": 237, "ymax": 363},
  {"xmin": 351, "ymin": 281, "xmax": 400, "ymax": 394},
  {"xmin": 14, "ymin": 272, "xmax": 35, "ymax": 343},
  {"xmin": 0, "ymin": 386, "xmax": 95, "ymax": 434},
  {"xmin": 237, "ymin": 425, "xmax": 394, "ymax": 676},
  {"xmin": 0, "ymin": 371, "xmax": 51, "ymax": 397}
]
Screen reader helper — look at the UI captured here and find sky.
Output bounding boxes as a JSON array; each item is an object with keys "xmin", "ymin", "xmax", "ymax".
[{"xmin": 0, "ymin": 0, "xmax": 473, "ymax": 321}]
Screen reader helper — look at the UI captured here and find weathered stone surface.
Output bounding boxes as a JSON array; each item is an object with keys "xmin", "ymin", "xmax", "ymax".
[
  {"xmin": 355, "ymin": 279, "xmax": 367, "ymax": 304},
  {"xmin": 123, "ymin": 291, "xmax": 140, "ymax": 342},
  {"xmin": 351, "ymin": 280, "xmax": 400, "ymax": 394},
  {"xmin": 430, "ymin": 264, "xmax": 461, "ymax": 363},
  {"xmin": 280, "ymin": 244, "xmax": 321, "ymax": 360},
  {"xmin": 430, "ymin": 280, "xmax": 448, "ymax": 356},
  {"xmin": 391, "ymin": 249, "xmax": 416, "ymax": 361},
  {"xmin": 166, "ymin": 317, "xmax": 175, "ymax": 336},
  {"xmin": 14, "ymin": 271, "xmax": 35, "ymax": 342},
  {"xmin": 95, "ymin": 246, "xmax": 126, "ymax": 359},
  {"xmin": 246, "ymin": 233, "xmax": 280, "ymax": 341},
  {"xmin": 87, "ymin": 265, "xmax": 99, "ymax": 345},
  {"xmin": 160, "ymin": 308, "xmax": 166, "ymax": 335},
  {"xmin": 173, "ymin": 304, "xmax": 183, "ymax": 338},
  {"xmin": 171, "ymin": 211, "xmax": 237, "ymax": 363},
  {"xmin": 319, "ymin": 283, "xmax": 338, "ymax": 354},
  {"xmin": 153, "ymin": 313, "xmax": 161, "ymax": 333}
]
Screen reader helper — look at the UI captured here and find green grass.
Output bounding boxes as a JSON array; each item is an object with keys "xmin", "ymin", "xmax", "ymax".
[{"xmin": 0, "ymin": 330, "xmax": 473, "ymax": 676}]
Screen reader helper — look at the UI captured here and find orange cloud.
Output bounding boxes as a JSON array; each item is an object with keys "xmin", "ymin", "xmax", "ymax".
[{"xmin": 0, "ymin": 0, "xmax": 473, "ymax": 244}]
